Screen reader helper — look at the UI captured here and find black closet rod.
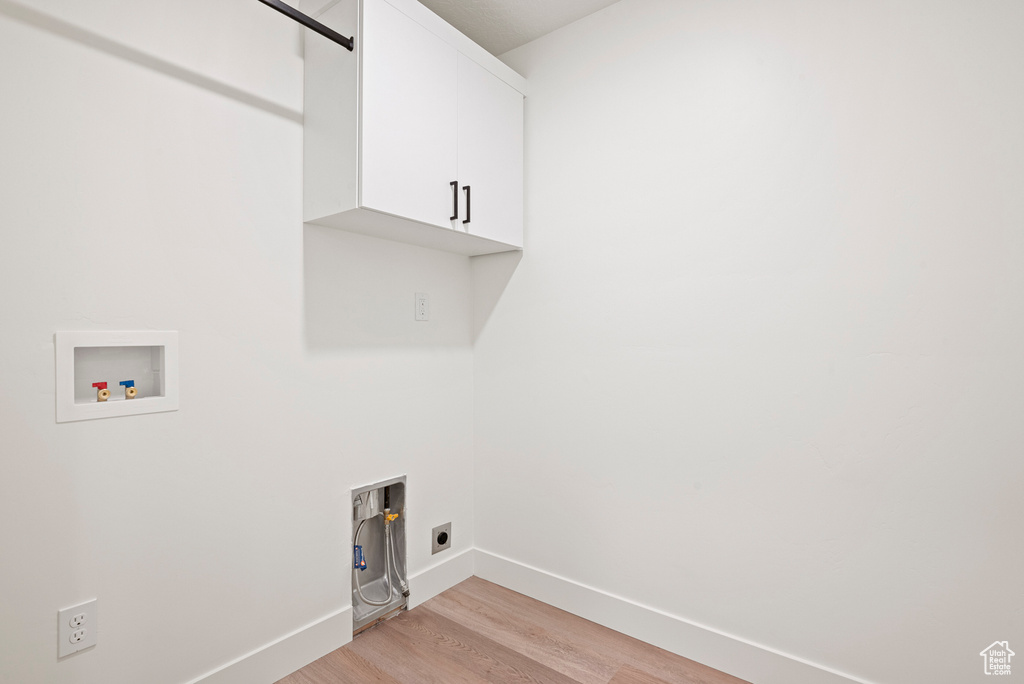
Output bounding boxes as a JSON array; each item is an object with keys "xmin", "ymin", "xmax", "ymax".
[{"xmin": 257, "ymin": 0, "xmax": 354, "ymax": 51}]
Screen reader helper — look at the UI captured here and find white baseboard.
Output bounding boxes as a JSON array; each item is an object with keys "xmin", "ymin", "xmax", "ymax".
[
  {"xmin": 186, "ymin": 607, "xmax": 351, "ymax": 684},
  {"xmin": 474, "ymin": 549, "xmax": 876, "ymax": 684},
  {"xmin": 187, "ymin": 548, "xmax": 874, "ymax": 684},
  {"xmin": 407, "ymin": 547, "xmax": 475, "ymax": 610},
  {"xmin": 188, "ymin": 549, "xmax": 475, "ymax": 684}
]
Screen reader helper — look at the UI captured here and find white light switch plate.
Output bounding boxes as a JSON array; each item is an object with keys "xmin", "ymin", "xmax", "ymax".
[{"xmin": 58, "ymin": 599, "xmax": 97, "ymax": 658}]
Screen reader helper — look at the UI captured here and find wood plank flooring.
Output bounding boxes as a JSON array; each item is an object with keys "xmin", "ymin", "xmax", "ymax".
[{"xmin": 276, "ymin": 577, "xmax": 748, "ymax": 684}]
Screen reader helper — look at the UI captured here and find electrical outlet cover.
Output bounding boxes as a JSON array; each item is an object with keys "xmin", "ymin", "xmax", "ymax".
[
  {"xmin": 58, "ymin": 599, "xmax": 97, "ymax": 658},
  {"xmin": 432, "ymin": 522, "xmax": 451, "ymax": 554},
  {"xmin": 415, "ymin": 292, "xmax": 430, "ymax": 321}
]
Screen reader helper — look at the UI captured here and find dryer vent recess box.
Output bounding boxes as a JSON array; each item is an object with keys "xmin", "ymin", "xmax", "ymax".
[
  {"xmin": 55, "ymin": 331, "xmax": 179, "ymax": 423},
  {"xmin": 301, "ymin": 0, "xmax": 526, "ymax": 256}
]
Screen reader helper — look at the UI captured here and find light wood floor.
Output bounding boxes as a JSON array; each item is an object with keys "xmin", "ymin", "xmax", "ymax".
[{"xmin": 277, "ymin": 576, "xmax": 747, "ymax": 684}]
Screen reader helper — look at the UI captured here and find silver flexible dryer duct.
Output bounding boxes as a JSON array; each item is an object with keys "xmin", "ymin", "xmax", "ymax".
[
  {"xmin": 353, "ymin": 513, "xmax": 407, "ymax": 606},
  {"xmin": 353, "ymin": 515, "xmax": 392, "ymax": 606},
  {"xmin": 387, "ymin": 521, "xmax": 409, "ymax": 595}
]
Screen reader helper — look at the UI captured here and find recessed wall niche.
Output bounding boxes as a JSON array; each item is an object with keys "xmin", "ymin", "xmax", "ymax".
[{"xmin": 55, "ymin": 331, "xmax": 179, "ymax": 423}]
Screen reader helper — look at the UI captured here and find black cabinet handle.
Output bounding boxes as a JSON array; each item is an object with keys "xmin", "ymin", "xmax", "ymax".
[
  {"xmin": 462, "ymin": 185, "xmax": 471, "ymax": 224},
  {"xmin": 450, "ymin": 181, "xmax": 458, "ymax": 221}
]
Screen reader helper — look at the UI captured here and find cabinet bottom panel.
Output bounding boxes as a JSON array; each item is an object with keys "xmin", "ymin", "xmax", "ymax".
[{"xmin": 305, "ymin": 206, "xmax": 521, "ymax": 256}]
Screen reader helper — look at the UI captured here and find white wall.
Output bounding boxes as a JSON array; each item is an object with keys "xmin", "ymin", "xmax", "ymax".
[
  {"xmin": 477, "ymin": 1, "xmax": 1024, "ymax": 683},
  {"xmin": 5, "ymin": 1, "xmax": 1022, "ymax": 682},
  {"xmin": 0, "ymin": 2, "xmax": 474, "ymax": 682}
]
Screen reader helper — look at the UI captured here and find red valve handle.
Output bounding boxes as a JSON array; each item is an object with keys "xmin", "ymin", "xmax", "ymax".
[{"xmin": 92, "ymin": 382, "xmax": 108, "ymax": 390}]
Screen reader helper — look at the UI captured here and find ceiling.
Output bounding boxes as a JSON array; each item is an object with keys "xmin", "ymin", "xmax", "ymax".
[{"xmin": 417, "ymin": 0, "xmax": 621, "ymax": 55}]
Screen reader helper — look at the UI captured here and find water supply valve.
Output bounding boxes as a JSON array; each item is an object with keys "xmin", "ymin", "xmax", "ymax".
[
  {"xmin": 119, "ymin": 380, "xmax": 137, "ymax": 399},
  {"xmin": 92, "ymin": 382, "xmax": 110, "ymax": 402},
  {"xmin": 353, "ymin": 545, "xmax": 366, "ymax": 571}
]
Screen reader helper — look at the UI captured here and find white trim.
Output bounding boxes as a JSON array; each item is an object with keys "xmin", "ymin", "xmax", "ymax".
[
  {"xmin": 187, "ymin": 607, "xmax": 351, "ymax": 684},
  {"xmin": 473, "ymin": 549, "xmax": 877, "ymax": 684},
  {"xmin": 188, "ymin": 549, "xmax": 475, "ymax": 683},
  {"xmin": 185, "ymin": 548, "xmax": 875, "ymax": 684},
  {"xmin": 407, "ymin": 547, "xmax": 475, "ymax": 610}
]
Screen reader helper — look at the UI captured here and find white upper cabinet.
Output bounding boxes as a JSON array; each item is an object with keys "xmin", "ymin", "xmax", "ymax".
[
  {"xmin": 456, "ymin": 54, "xmax": 524, "ymax": 246},
  {"xmin": 302, "ymin": 0, "xmax": 526, "ymax": 256},
  {"xmin": 361, "ymin": 0, "xmax": 457, "ymax": 230}
]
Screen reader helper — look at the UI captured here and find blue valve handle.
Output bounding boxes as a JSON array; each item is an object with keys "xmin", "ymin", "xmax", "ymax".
[
  {"xmin": 354, "ymin": 545, "xmax": 366, "ymax": 571},
  {"xmin": 119, "ymin": 380, "xmax": 135, "ymax": 388}
]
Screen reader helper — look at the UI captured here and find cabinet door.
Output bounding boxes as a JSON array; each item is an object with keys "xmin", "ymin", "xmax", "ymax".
[
  {"xmin": 456, "ymin": 53, "xmax": 524, "ymax": 247},
  {"xmin": 361, "ymin": 0, "xmax": 458, "ymax": 229}
]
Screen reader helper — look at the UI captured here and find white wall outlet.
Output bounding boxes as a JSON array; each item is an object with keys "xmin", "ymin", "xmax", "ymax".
[
  {"xmin": 58, "ymin": 599, "xmax": 97, "ymax": 658},
  {"xmin": 415, "ymin": 292, "xmax": 430, "ymax": 321}
]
